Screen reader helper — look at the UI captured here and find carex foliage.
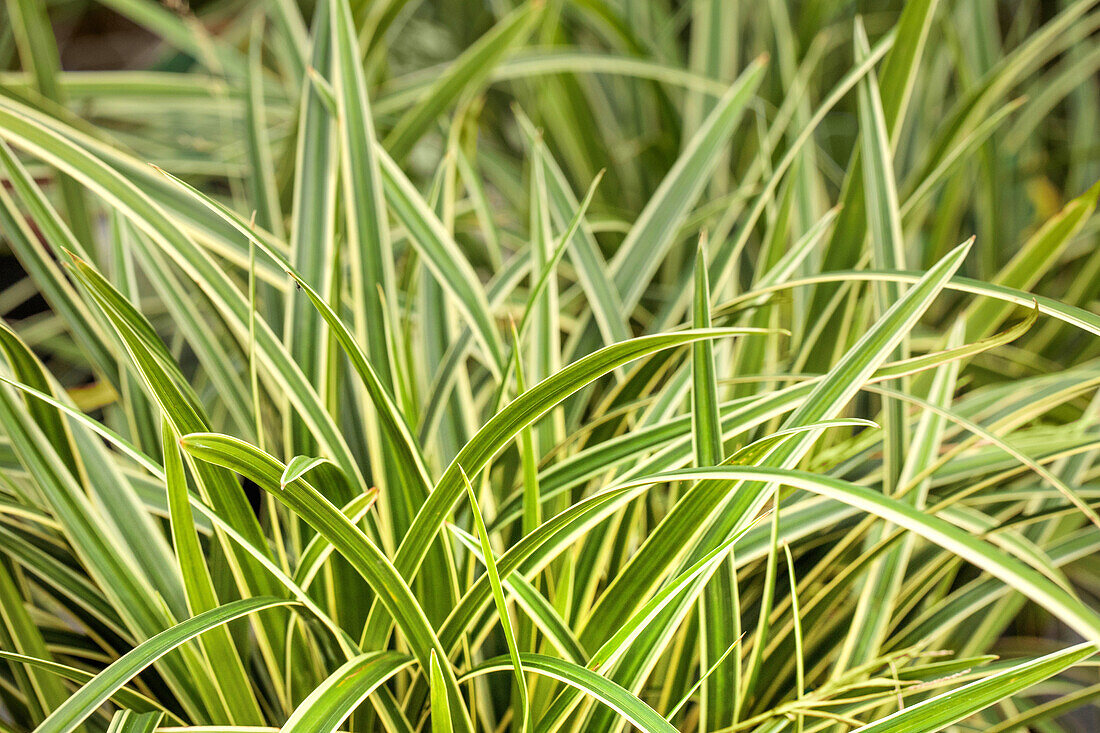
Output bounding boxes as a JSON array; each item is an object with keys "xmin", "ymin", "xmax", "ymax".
[{"xmin": 0, "ymin": 0, "xmax": 1098, "ymax": 731}]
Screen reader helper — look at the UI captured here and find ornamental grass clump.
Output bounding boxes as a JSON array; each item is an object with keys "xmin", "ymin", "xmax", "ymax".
[{"xmin": 0, "ymin": 0, "xmax": 1099, "ymax": 731}]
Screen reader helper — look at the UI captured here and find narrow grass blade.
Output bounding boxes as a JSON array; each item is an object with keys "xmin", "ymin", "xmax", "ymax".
[
  {"xmin": 851, "ymin": 643, "xmax": 1096, "ymax": 733},
  {"xmin": 0, "ymin": 140, "xmax": 117, "ymax": 383},
  {"xmin": 580, "ymin": 241, "xmax": 971, "ymax": 648},
  {"xmin": 962, "ymin": 180, "xmax": 1100, "ymax": 341},
  {"xmin": 244, "ymin": 18, "xmax": 284, "ymax": 241},
  {"xmin": 462, "ymin": 469, "xmax": 529, "ymax": 732},
  {"xmin": 285, "ymin": 0, "xmax": 337, "ymax": 455},
  {"xmin": 384, "ymin": 3, "xmax": 542, "ymax": 162},
  {"xmin": 0, "ymin": 652, "xmax": 179, "ymax": 722},
  {"xmin": 280, "ymin": 652, "xmax": 414, "ymax": 733},
  {"xmin": 0, "ymin": 560, "xmax": 67, "ymax": 722},
  {"xmin": 691, "ymin": 236, "xmax": 737, "ymax": 727},
  {"xmin": 36, "ymin": 598, "xmax": 297, "ymax": 733},
  {"xmin": 377, "ymin": 147, "xmax": 506, "ymax": 376},
  {"xmin": 106, "ymin": 710, "xmax": 162, "ymax": 733},
  {"xmin": 4, "ymin": 0, "xmax": 94, "ymax": 246},
  {"xmin": 0, "ymin": 95, "xmax": 364, "ymax": 487},
  {"xmin": 429, "ymin": 651, "xmax": 453, "ymax": 733},
  {"xmin": 631, "ymin": 466, "xmax": 1100, "ymax": 643},
  {"xmin": 446, "ymin": 525, "xmax": 585, "ymax": 663},
  {"xmin": 329, "ymin": 0, "xmax": 397, "ymax": 390},
  {"xmin": 465, "ymin": 654, "xmax": 677, "ymax": 733},
  {"xmin": 363, "ymin": 327, "xmax": 773, "ymax": 647},
  {"xmin": 514, "ymin": 110, "xmax": 630, "ymax": 347},
  {"xmin": 163, "ymin": 421, "xmax": 264, "ymax": 724},
  {"xmin": 179, "ymin": 433, "xmax": 475, "ymax": 733},
  {"xmin": 610, "ymin": 57, "xmax": 767, "ymax": 314},
  {"xmin": 142, "ymin": 164, "xmax": 431, "ymax": 500}
]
